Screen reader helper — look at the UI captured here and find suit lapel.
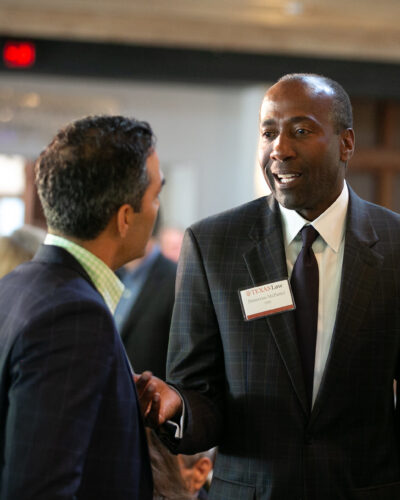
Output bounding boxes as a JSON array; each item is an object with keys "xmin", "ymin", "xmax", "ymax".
[
  {"xmin": 310, "ymin": 188, "xmax": 383, "ymax": 423},
  {"xmin": 243, "ymin": 196, "xmax": 309, "ymax": 415}
]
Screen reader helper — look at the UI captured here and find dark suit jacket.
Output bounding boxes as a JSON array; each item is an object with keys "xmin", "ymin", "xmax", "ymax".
[
  {"xmin": 166, "ymin": 187, "xmax": 400, "ymax": 500},
  {"xmin": 0, "ymin": 245, "xmax": 153, "ymax": 500},
  {"xmin": 198, "ymin": 486, "xmax": 209, "ymax": 499},
  {"xmin": 119, "ymin": 253, "xmax": 177, "ymax": 379}
]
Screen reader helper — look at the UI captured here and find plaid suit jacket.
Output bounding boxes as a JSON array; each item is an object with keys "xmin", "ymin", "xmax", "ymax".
[
  {"xmin": 0, "ymin": 245, "xmax": 153, "ymax": 500},
  {"xmin": 166, "ymin": 187, "xmax": 400, "ymax": 500}
]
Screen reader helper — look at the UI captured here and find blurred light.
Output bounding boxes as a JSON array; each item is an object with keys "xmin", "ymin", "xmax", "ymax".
[
  {"xmin": 3, "ymin": 41, "xmax": 36, "ymax": 68},
  {"xmin": 0, "ymin": 155, "xmax": 25, "ymax": 195},
  {"xmin": 20, "ymin": 92, "xmax": 41, "ymax": 108},
  {"xmin": 285, "ymin": 2, "xmax": 303, "ymax": 15},
  {"xmin": 0, "ymin": 198, "xmax": 25, "ymax": 236}
]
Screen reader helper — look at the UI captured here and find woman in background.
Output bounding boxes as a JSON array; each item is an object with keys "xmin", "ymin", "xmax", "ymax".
[{"xmin": 0, "ymin": 224, "xmax": 45, "ymax": 278}]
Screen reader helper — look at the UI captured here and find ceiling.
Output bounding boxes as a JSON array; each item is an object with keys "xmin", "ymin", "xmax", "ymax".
[{"xmin": 1, "ymin": 0, "xmax": 399, "ymax": 63}]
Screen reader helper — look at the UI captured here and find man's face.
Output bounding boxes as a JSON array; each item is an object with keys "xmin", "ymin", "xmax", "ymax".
[
  {"xmin": 128, "ymin": 151, "xmax": 163, "ymax": 260},
  {"xmin": 258, "ymin": 79, "xmax": 353, "ymax": 221}
]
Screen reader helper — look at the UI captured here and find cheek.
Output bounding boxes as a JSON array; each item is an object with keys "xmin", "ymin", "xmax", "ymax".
[
  {"xmin": 260, "ymin": 159, "xmax": 274, "ymax": 188},
  {"xmin": 152, "ymin": 200, "xmax": 160, "ymax": 218},
  {"xmin": 263, "ymin": 169, "xmax": 274, "ymax": 191},
  {"xmin": 258, "ymin": 145, "xmax": 269, "ymax": 167},
  {"xmin": 146, "ymin": 202, "xmax": 159, "ymax": 230}
]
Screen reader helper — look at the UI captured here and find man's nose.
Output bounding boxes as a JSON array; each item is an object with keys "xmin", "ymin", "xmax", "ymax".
[{"xmin": 270, "ymin": 134, "xmax": 295, "ymax": 162}]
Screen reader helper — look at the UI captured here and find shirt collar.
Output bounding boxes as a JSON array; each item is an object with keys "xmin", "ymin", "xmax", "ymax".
[
  {"xmin": 44, "ymin": 234, "xmax": 124, "ymax": 314},
  {"xmin": 279, "ymin": 181, "xmax": 349, "ymax": 252}
]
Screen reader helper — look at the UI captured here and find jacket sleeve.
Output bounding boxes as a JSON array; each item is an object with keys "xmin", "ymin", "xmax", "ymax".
[{"xmin": 165, "ymin": 227, "xmax": 225, "ymax": 454}]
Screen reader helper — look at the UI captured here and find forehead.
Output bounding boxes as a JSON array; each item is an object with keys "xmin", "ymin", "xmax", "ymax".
[
  {"xmin": 260, "ymin": 79, "xmax": 334, "ymax": 124},
  {"xmin": 145, "ymin": 150, "xmax": 162, "ymax": 187},
  {"xmin": 146, "ymin": 150, "xmax": 159, "ymax": 173}
]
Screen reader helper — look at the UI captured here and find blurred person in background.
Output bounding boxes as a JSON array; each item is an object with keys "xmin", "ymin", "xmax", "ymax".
[
  {"xmin": 0, "ymin": 115, "xmax": 161, "ymax": 499},
  {"xmin": 177, "ymin": 449, "xmax": 216, "ymax": 499},
  {"xmin": 115, "ymin": 211, "xmax": 177, "ymax": 379},
  {"xmin": 147, "ymin": 429, "xmax": 192, "ymax": 500},
  {"xmin": 0, "ymin": 224, "xmax": 45, "ymax": 278},
  {"xmin": 159, "ymin": 226, "xmax": 184, "ymax": 263}
]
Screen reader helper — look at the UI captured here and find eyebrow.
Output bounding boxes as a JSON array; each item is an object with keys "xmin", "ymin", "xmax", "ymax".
[{"xmin": 260, "ymin": 116, "xmax": 317, "ymax": 127}]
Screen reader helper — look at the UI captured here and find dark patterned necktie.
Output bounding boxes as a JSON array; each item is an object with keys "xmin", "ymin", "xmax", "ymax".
[{"xmin": 291, "ymin": 225, "xmax": 319, "ymax": 407}]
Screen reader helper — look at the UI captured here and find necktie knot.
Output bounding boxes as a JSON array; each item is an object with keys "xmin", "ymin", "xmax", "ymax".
[{"xmin": 301, "ymin": 225, "xmax": 319, "ymax": 250}]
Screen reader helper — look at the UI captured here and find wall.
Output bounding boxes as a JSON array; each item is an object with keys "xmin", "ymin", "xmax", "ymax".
[{"xmin": 0, "ymin": 74, "xmax": 268, "ymax": 230}]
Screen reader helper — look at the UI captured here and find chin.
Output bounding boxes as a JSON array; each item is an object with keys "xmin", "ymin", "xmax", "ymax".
[{"xmin": 275, "ymin": 194, "xmax": 297, "ymax": 210}]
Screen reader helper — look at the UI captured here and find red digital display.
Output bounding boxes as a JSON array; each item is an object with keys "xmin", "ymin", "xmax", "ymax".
[{"xmin": 3, "ymin": 41, "xmax": 36, "ymax": 68}]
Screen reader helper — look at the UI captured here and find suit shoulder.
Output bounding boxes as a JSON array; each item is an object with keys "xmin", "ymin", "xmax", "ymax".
[
  {"xmin": 190, "ymin": 196, "xmax": 270, "ymax": 235},
  {"xmin": 364, "ymin": 200, "xmax": 400, "ymax": 224},
  {"xmin": 347, "ymin": 192, "xmax": 400, "ymax": 254},
  {"xmin": 353, "ymin": 195, "xmax": 400, "ymax": 231},
  {"xmin": 0, "ymin": 260, "xmax": 113, "ymax": 330}
]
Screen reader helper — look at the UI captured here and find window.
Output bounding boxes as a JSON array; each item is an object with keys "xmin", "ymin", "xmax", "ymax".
[{"xmin": 0, "ymin": 154, "xmax": 25, "ymax": 235}]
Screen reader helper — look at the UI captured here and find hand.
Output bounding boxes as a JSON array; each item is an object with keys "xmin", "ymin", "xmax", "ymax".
[{"xmin": 134, "ymin": 371, "xmax": 183, "ymax": 428}]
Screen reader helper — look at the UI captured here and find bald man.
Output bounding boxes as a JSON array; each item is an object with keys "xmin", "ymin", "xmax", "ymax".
[{"xmin": 137, "ymin": 74, "xmax": 400, "ymax": 500}]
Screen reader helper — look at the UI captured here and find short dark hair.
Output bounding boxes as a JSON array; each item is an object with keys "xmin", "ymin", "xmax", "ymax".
[
  {"xmin": 35, "ymin": 115, "xmax": 155, "ymax": 240},
  {"xmin": 277, "ymin": 73, "xmax": 353, "ymax": 132}
]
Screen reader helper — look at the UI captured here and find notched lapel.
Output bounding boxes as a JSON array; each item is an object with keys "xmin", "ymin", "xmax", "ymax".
[{"xmin": 243, "ymin": 197, "xmax": 309, "ymax": 415}]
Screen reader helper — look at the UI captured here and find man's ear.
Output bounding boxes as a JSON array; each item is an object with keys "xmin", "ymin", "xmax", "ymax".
[
  {"xmin": 191, "ymin": 457, "xmax": 213, "ymax": 491},
  {"xmin": 340, "ymin": 128, "xmax": 355, "ymax": 163},
  {"xmin": 116, "ymin": 204, "xmax": 134, "ymax": 238}
]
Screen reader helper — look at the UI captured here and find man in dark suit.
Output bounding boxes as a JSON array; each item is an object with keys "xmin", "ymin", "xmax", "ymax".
[
  {"xmin": 136, "ymin": 74, "xmax": 400, "ymax": 499},
  {"xmin": 0, "ymin": 115, "xmax": 164, "ymax": 499},
  {"xmin": 115, "ymin": 215, "xmax": 177, "ymax": 379}
]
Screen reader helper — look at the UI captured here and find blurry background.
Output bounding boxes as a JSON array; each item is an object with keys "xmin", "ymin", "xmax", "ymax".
[{"xmin": 0, "ymin": 0, "xmax": 400, "ymax": 234}]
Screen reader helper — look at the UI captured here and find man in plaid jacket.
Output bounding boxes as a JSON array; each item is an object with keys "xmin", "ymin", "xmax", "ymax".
[{"xmin": 137, "ymin": 74, "xmax": 400, "ymax": 500}]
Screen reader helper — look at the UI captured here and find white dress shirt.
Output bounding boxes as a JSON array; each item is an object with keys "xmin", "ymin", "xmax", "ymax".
[{"xmin": 279, "ymin": 182, "xmax": 349, "ymax": 405}]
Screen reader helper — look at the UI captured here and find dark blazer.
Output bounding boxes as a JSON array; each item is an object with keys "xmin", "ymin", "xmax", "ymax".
[
  {"xmin": 198, "ymin": 486, "xmax": 209, "ymax": 499},
  {"xmin": 0, "ymin": 245, "xmax": 153, "ymax": 500},
  {"xmin": 166, "ymin": 187, "xmax": 400, "ymax": 500},
  {"xmin": 119, "ymin": 253, "xmax": 177, "ymax": 379}
]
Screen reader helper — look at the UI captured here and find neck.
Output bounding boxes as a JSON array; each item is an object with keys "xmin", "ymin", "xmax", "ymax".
[{"xmin": 49, "ymin": 230, "xmax": 118, "ymax": 270}]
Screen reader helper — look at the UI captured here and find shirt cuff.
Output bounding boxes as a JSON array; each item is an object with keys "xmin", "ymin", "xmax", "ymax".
[{"xmin": 165, "ymin": 385, "xmax": 185, "ymax": 439}]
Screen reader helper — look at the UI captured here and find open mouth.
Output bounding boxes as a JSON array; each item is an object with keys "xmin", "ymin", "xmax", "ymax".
[{"xmin": 274, "ymin": 173, "xmax": 301, "ymax": 185}]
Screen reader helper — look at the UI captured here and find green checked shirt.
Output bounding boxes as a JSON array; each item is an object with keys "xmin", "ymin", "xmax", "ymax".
[{"xmin": 44, "ymin": 234, "xmax": 124, "ymax": 315}]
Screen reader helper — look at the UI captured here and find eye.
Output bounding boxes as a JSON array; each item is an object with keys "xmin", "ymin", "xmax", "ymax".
[
  {"xmin": 295, "ymin": 128, "xmax": 310, "ymax": 136},
  {"xmin": 261, "ymin": 130, "xmax": 277, "ymax": 140}
]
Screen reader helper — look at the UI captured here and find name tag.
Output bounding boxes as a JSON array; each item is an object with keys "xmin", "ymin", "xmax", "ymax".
[{"xmin": 238, "ymin": 279, "xmax": 295, "ymax": 321}]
